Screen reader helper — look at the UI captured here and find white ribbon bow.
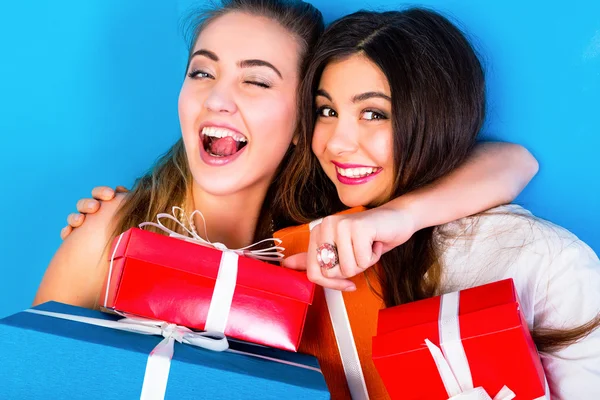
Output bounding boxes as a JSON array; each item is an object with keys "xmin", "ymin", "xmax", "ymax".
[
  {"xmin": 425, "ymin": 290, "xmax": 549, "ymax": 400},
  {"xmin": 26, "ymin": 309, "xmax": 228, "ymax": 400},
  {"xmin": 139, "ymin": 207, "xmax": 285, "ymax": 262},
  {"xmin": 425, "ymin": 339, "xmax": 516, "ymax": 400}
]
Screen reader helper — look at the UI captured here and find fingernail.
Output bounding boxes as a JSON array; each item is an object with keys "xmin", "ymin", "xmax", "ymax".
[
  {"xmin": 75, "ymin": 214, "xmax": 83, "ymax": 222},
  {"xmin": 86, "ymin": 200, "xmax": 96, "ymax": 209},
  {"xmin": 344, "ymin": 285, "xmax": 356, "ymax": 292},
  {"xmin": 103, "ymin": 189, "xmax": 113, "ymax": 197}
]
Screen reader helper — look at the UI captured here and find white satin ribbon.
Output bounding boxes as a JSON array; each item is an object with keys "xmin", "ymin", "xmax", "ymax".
[
  {"xmin": 104, "ymin": 207, "xmax": 286, "ymax": 335},
  {"xmin": 425, "ymin": 339, "xmax": 515, "ymax": 400},
  {"xmin": 309, "ymin": 219, "xmax": 369, "ymax": 400},
  {"xmin": 25, "ymin": 309, "xmax": 228, "ymax": 400},
  {"xmin": 439, "ymin": 291, "xmax": 473, "ymax": 394},
  {"xmin": 25, "ymin": 308, "xmax": 322, "ymax": 399},
  {"xmin": 426, "ymin": 291, "xmax": 550, "ymax": 400},
  {"xmin": 204, "ymin": 250, "xmax": 238, "ymax": 333},
  {"xmin": 139, "ymin": 207, "xmax": 285, "ymax": 262}
]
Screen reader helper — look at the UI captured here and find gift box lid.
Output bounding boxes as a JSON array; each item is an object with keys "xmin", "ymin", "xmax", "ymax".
[
  {"xmin": 0, "ymin": 302, "xmax": 330, "ymax": 399},
  {"xmin": 373, "ymin": 279, "xmax": 526, "ymax": 356},
  {"xmin": 111, "ymin": 228, "xmax": 315, "ymax": 304}
]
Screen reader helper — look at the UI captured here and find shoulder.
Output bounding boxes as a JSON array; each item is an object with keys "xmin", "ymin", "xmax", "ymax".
[
  {"xmin": 437, "ymin": 205, "xmax": 600, "ymax": 323},
  {"xmin": 33, "ymin": 193, "xmax": 128, "ymax": 308},
  {"xmin": 437, "ymin": 204, "xmax": 597, "ymax": 270}
]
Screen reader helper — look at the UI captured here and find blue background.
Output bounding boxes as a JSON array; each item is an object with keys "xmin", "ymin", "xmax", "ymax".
[{"xmin": 0, "ymin": 0, "xmax": 598, "ymax": 318}]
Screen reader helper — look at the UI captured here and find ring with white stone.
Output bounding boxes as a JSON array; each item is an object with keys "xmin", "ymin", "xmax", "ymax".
[{"xmin": 316, "ymin": 243, "xmax": 339, "ymax": 270}]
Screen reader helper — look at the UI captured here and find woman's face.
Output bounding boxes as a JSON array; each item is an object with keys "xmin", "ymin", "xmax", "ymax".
[
  {"xmin": 312, "ymin": 54, "xmax": 395, "ymax": 207},
  {"xmin": 179, "ymin": 12, "xmax": 301, "ymax": 197}
]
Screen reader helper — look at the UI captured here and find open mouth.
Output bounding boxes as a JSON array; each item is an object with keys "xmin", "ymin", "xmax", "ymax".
[
  {"xmin": 335, "ymin": 166, "xmax": 381, "ymax": 179},
  {"xmin": 201, "ymin": 126, "xmax": 248, "ymax": 158}
]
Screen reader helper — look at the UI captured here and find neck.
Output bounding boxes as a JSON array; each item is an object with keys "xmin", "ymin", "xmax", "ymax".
[{"xmin": 186, "ymin": 181, "xmax": 270, "ymax": 249}]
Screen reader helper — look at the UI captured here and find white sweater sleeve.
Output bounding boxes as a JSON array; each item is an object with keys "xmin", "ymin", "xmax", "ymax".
[{"xmin": 534, "ymin": 238, "xmax": 600, "ymax": 399}]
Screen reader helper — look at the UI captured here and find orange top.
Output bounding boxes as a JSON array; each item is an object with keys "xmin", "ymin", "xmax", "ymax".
[{"xmin": 273, "ymin": 208, "xmax": 390, "ymax": 399}]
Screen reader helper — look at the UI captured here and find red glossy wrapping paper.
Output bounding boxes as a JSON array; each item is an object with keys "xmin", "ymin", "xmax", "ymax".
[
  {"xmin": 101, "ymin": 228, "xmax": 315, "ymax": 352},
  {"xmin": 372, "ymin": 279, "xmax": 547, "ymax": 399}
]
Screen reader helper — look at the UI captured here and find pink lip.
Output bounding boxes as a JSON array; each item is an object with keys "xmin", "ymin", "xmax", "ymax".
[
  {"xmin": 198, "ymin": 122, "xmax": 247, "ymax": 167},
  {"xmin": 331, "ymin": 161, "xmax": 378, "ymax": 169},
  {"xmin": 331, "ymin": 161, "xmax": 382, "ymax": 185}
]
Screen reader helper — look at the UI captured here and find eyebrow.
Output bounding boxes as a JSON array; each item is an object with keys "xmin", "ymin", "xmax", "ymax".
[
  {"xmin": 316, "ymin": 89, "xmax": 391, "ymax": 103},
  {"xmin": 352, "ymin": 91, "xmax": 391, "ymax": 103},
  {"xmin": 189, "ymin": 49, "xmax": 283, "ymax": 79},
  {"xmin": 239, "ymin": 59, "xmax": 283, "ymax": 79},
  {"xmin": 190, "ymin": 49, "xmax": 219, "ymax": 62}
]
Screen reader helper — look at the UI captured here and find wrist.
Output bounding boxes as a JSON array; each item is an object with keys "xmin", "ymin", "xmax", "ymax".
[{"xmin": 379, "ymin": 195, "xmax": 425, "ymax": 234}]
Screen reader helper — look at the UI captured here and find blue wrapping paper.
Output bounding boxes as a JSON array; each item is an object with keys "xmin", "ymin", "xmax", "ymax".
[{"xmin": 0, "ymin": 302, "xmax": 330, "ymax": 399}]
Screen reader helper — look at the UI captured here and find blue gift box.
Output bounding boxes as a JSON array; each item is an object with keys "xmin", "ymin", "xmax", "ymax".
[{"xmin": 0, "ymin": 302, "xmax": 330, "ymax": 399}]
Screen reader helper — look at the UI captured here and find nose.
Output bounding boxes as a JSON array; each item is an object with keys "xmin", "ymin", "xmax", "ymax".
[
  {"xmin": 203, "ymin": 82, "xmax": 238, "ymax": 114},
  {"xmin": 325, "ymin": 117, "xmax": 359, "ymax": 156}
]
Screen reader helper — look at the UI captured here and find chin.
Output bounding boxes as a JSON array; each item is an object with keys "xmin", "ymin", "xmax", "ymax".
[
  {"xmin": 337, "ymin": 192, "xmax": 373, "ymax": 209},
  {"xmin": 192, "ymin": 174, "xmax": 250, "ymax": 197}
]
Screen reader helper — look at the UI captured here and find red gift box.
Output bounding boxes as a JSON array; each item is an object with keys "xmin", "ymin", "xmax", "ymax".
[
  {"xmin": 100, "ymin": 227, "xmax": 315, "ymax": 352},
  {"xmin": 372, "ymin": 279, "xmax": 548, "ymax": 399}
]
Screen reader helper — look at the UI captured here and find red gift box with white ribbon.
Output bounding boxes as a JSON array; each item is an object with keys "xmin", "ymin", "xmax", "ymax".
[
  {"xmin": 100, "ymin": 209, "xmax": 315, "ymax": 352},
  {"xmin": 372, "ymin": 279, "xmax": 549, "ymax": 399}
]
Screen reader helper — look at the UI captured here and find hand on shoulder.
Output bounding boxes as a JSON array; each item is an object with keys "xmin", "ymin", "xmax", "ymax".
[{"xmin": 34, "ymin": 193, "xmax": 127, "ymax": 308}]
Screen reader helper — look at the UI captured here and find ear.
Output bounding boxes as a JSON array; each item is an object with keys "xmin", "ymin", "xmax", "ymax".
[{"xmin": 292, "ymin": 133, "xmax": 299, "ymax": 146}]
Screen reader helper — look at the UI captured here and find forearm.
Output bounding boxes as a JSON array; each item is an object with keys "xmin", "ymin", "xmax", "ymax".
[{"xmin": 381, "ymin": 142, "xmax": 539, "ymax": 231}]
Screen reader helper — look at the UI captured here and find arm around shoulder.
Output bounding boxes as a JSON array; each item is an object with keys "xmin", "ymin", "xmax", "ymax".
[
  {"xmin": 33, "ymin": 193, "xmax": 127, "ymax": 309},
  {"xmin": 381, "ymin": 141, "xmax": 539, "ymax": 232}
]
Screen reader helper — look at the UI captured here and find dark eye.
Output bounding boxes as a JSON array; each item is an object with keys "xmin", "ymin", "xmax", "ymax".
[
  {"xmin": 363, "ymin": 110, "xmax": 387, "ymax": 120},
  {"xmin": 188, "ymin": 69, "xmax": 213, "ymax": 79},
  {"xmin": 317, "ymin": 106, "xmax": 337, "ymax": 118}
]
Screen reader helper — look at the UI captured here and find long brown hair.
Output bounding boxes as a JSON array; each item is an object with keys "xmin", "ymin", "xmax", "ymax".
[
  {"xmin": 276, "ymin": 8, "xmax": 599, "ymax": 353},
  {"xmin": 111, "ymin": 0, "xmax": 324, "ymax": 243}
]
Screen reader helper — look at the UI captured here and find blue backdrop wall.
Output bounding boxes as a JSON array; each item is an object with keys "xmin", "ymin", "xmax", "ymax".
[{"xmin": 0, "ymin": 0, "xmax": 598, "ymax": 318}]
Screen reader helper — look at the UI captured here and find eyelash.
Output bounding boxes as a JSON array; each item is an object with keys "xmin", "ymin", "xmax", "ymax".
[
  {"xmin": 188, "ymin": 69, "xmax": 213, "ymax": 79},
  {"xmin": 244, "ymin": 80, "xmax": 271, "ymax": 89},
  {"xmin": 187, "ymin": 69, "xmax": 271, "ymax": 89},
  {"xmin": 317, "ymin": 106, "xmax": 337, "ymax": 117},
  {"xmin": 316, "ymin": 106, "xmax": 388, "ymax": 121},
  {"xmin": 363, "ymin": 109, "xmax": 388, "ymax": 120}
]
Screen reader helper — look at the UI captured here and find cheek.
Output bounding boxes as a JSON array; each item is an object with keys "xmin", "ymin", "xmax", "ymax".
[
  {"xmin": 311, "ymin": 124, "xmax": 328, "ymax": 158},
  {"xmin": 250, "ymin": 94, "xmax": 297, "ymax": 147},
  {"xmin": 367, "ymin": 128, "xmax": 394, "ymax": 167},
  {"xmin": 178, "ymin": 83, "xmax": 200, "ymax": 129}
]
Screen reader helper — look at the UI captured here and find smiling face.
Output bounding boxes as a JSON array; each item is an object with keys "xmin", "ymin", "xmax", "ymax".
[
  {"xmin": 178, "ymin": 11, "xmax": 301, "ymax": 197},
  {"xmin": 311, "ymin": 54, "xmax": 395, "ymax": 207}
]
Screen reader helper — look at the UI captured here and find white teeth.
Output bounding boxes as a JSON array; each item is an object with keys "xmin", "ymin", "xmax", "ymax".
[
  {"xmin": 201, "ymin": 127, "xmax": 247, "ymax": 142},
  {"xmin": 335, "ymin": 166, "xmax": 378, "ymax": 178}
]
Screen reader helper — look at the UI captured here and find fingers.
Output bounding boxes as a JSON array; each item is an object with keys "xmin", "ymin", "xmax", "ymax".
[
  {"xmin": 319, "ymin": 217, "xmax": 378, "ymax": 281},
  {"xmin": 328, "ymin": 219, "xmax": 359, "ymax": 279},
  {"xmin": 351, "ymin": 222, "xmax": 381, "ymax": 271},
  {"xmin": 76, "ymin": 198, "xmax": 100, "ymax": 214},
  {"xmin": 91, "ymin": 186, "xmax": 117, "ymax": 201},
  {"xmin": 67, "ymin": 213, "xmax": 85, "ymax": 228},
  {"xmin": 306, "ymin": 220, "xmax": 357, "ymax": 292},
  {"xmin": 371, "ymin": 241, "xmax": 384, "ymax": 265},
  {"xmin": 283, "ymin": 253, "xmax": 308, "ymax": 270},
  {"xmin": 60, "ymin": 226, "xmax": 73, "ymax": 240}
]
